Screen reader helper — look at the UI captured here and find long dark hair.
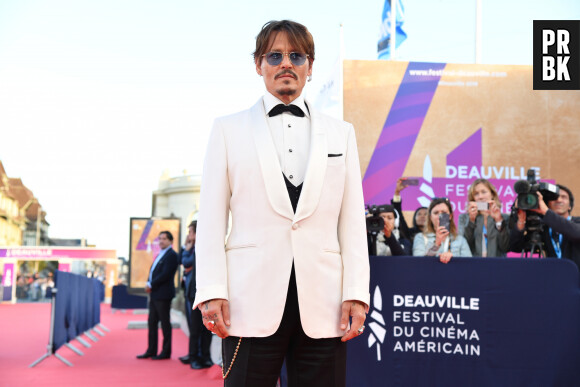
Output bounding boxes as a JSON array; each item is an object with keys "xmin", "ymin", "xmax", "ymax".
[
  {"xmin": 426, "ymin": 198, "xmax": 457, "ymax": 237},
  {"xmin": 412, "ymin": 206, "xmax": 427, "ymax": 229}
]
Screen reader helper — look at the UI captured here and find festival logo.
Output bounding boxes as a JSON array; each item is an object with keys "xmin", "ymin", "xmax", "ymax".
[
  {"xmin": 367, "ymin": 285, "xmax": 387, "ymax": 361},
  {"xmin": 366, "ymin": 126, "xmax": 546, "ymax": 223},
  {"xmin": 398, "ymin": 129, "xmax": 538, "ymax": 220}
]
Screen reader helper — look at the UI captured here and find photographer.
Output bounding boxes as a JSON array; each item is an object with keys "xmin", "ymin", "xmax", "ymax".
[
  {"xmin": 391, "ymin": 177, "xmax": 426, "ymax": 241},
  {"xmin": 367, "ymin": 204, "xmax": 411, "ymax": 256},
  {"xmin": 510, "ymin": 185, "xmax": 580, "ymax": 266}
]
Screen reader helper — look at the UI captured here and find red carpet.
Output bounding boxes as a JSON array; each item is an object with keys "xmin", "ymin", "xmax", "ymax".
[{"xmin": 0, "ymin": 303, "xmax": 223, "ymax": 387}]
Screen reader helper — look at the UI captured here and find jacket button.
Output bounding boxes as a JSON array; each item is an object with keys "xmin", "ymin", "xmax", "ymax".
[{"xmin": 292, "ymin": 224, "xmax": 299, "ymax": 230}]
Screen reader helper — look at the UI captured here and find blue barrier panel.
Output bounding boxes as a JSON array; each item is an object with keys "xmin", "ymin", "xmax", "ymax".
[
  {"xmin": 75, "ymin": 274, "xmax": 87, "ymax": 335},
  {"xmin": 346, "ymin": 256, "xmax": 580, "ymax": 386},
  {"xmin": 111, "ymin": 285, "xmax": 147, "ymax": 309},
  {"xmin": 52, "ymin": 271, "xmax": 68, "ymax": 352},
  {"xmin": 93, "ymin": 280, "xmax": 104, "ymax": 326},
  {"xmin": 52, "ymin": 271, "xmax": 103, "ymax": 352}
]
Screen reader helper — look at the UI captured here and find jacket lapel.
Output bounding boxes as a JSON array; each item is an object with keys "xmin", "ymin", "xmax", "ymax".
[
  {"xmin": 250, "ymin": 98, "xmax": 294, "ymax": 221},
  {"xmin": 294, "ymin": 103, "xmax": 327, "ymax": 224}
]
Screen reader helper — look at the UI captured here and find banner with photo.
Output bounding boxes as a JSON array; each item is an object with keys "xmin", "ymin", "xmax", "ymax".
[
  {"xmin": 128, "ymin": 217, "xmax": 181, "ymax": 293},
  {"xmin": 344, "ymin": 60, "xmax": 580, "ymax": 222}
]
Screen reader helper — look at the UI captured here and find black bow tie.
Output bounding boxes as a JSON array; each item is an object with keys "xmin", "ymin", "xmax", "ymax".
[{"xmin": 268, "ymin": 104, "xmax": 305, "ymax": 118}]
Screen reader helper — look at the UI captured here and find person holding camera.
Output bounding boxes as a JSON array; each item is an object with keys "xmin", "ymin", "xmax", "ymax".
[
  {"xmin": 413, "ymin": 197, "xmax": 472, "ymax": 263},
  {"xmin": 391, "ymin": 177, "xmax": 426, "ymax": 242},
  {"xmin": 458, "ymin": 179, "xmax": 510, "ymax": 257},
  {"xmin": 369, "ymin": 205, "xmax": 412, "ymax": 256},
  {"xmin": 510, "ymin": 184, "xmax": 580, "ymax": 265}
]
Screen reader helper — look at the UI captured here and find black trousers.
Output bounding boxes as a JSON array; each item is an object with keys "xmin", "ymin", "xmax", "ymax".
[
  {"xmin": 222, "ymin": 267, "xmax": 346, "ymax": 387},
  {"xmin": 147, "ymin": 298, "xmax": 172, "ymax": 355},
  {"xmin": 188, "ymin": 298, "xmax": 213, "ymax": 361}
]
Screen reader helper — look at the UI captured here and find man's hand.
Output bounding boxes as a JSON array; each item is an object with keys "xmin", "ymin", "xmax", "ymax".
[
  {"xmin": 340, "ymin": 300, "xmax": 367, "ymax": 342},
  {"xmin": 145, "ymin": 285, "xmax": 151, "ymax": 294},
  {"xmin": 185, "ymin": 236, "xmax": 194, "ymax": 251},
  {"xmin": 183, "ymin": 266, "xmax": 193, "ymax": 274},
  {"xmin": 530, "ymin": 192, "xmax": 549, "ymax": 216},
  {"xmin": 383, "ymin": 219, "xmax": 394, "ymax": 238},
  {"xmin": 200, "ymin": 298, "xmax": 230, "ymax": 339}
]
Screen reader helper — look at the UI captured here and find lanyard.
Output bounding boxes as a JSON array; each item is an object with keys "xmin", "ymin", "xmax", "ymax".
[
  {"xmin": 549, "ymin": 228, "xmax": 563, "ymax": 259},
  {"xmin": 482, "ymin": 224, "xmax": 488, "ymax": 257},
  {"xmin": 549, "ymin": 216, "xmax": 572, "ymax": 259}
]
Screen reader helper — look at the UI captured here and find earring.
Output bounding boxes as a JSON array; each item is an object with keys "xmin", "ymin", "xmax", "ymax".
[{"xmin": 307, "ymin": 75, "xmax": 312, "ymax": 82}]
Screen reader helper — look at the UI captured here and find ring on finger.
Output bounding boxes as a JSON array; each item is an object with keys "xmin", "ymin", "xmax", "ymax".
[{"xmin": 357, "ymin": 325, "xmax": 365, "ymax": 335}]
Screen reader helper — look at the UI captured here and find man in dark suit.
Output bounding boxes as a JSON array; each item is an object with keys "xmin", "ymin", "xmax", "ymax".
[
  {"xmin": 511, "ymin": 184, "xmax": 580, "ymax": 265},
  {"xmin": 137, "ymin": 231, "xmax": 178, "ymax": 360},
  {"xmin": 178, "ymin": 221, "xmax": 213, "ymax": 369}
]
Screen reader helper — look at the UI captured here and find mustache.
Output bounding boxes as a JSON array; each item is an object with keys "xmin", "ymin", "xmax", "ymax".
[{"xmin": 275, "ymin": 70, "xmax": 298, "ymax": 80}]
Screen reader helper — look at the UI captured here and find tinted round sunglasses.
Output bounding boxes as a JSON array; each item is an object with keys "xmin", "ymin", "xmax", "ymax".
[{"xmin": 262, "ymin": 51, "xmax": 309, "ymax": 66}]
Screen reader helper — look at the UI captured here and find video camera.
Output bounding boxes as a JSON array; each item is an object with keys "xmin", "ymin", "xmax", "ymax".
[
  {"xmin": 366, "ymin": 204, "xmax": 391, "ymax": 257},
  {"xmin": 514, "ymin": 169, "xmax": 559, "ymax": 210},
  {"xmin": 512, "ymin": 169, "xmax": 560, "ymax": 256},
  {"xmin": 365, "ymin": 204, "xmax": 391, "ymax": 234}
]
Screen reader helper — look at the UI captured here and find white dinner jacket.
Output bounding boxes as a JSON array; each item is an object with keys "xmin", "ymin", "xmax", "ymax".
[{"xmin": 194, "ymin": 97, "xmax": 370, "ymax": 338}]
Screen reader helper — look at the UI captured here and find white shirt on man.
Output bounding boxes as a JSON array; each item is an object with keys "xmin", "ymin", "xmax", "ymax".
[
  {"xmin": 147, "ymin": 246, "xmax": 170, "ymax": 287},
  {"xmin": 263, "ymin": 91, "xmax": 311, "ymax": 186}
]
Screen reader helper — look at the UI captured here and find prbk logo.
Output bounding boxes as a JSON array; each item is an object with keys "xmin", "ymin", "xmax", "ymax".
[
  {"xmin": 533, "ymin": 20, "xmax": 580, "ymax": 90},
  {"xmin": 366, "ymin": 286, "xmax": 387, "ymax": 361}
]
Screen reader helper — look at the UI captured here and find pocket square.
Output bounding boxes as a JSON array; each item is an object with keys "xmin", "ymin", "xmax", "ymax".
[{"xmin": 328, "ymin": 153, "xmax": 343, "ymax": 157}]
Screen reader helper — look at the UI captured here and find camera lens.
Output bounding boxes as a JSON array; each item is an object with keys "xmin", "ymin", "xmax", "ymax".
[{"xmin": 522, "ymin": 194, "xmax": 538, "ymax": 208}]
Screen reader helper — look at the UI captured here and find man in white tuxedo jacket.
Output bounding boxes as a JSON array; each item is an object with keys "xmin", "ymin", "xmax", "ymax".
[{"xmin": 194, "ymin": 20, "xmax": 370, "ymax": 386}]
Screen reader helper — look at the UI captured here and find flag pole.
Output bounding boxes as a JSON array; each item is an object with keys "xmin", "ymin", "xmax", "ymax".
[{"xmin": 390, "ymin": 0, "xmax": 397, "ymax": 60}]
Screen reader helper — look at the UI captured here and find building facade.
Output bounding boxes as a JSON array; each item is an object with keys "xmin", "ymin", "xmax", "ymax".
[
  {"xmin": 151, "ymin": 170, "xmax": 201, "ymax": 244},
  {"xmin": 8, "ymin": 178, "xmax": 49, "ymax": 246},
  {"xmin": 0, "ymin": 163, "xmax": 25, "ymax": 246},
  {"xmin": 0, "ymin": 161, "xmax": 49, "ymax": 246}
]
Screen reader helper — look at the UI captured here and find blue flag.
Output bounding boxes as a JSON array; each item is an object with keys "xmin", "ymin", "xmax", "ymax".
[{"xmin": 378, "ymin": 0, "xmax": 407, "ymax": 59}]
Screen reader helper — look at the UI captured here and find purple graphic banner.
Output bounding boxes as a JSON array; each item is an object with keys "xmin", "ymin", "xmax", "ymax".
[{"xmin": 363, "ymin": 62, "xmax": 446, "ymax": 205}]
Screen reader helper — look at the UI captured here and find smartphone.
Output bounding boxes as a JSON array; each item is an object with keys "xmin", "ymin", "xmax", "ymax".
[
  {"xmin": 402, "ymin": 178, "xmax": 419, "ymax": 187},
  {"xmin": 439, "ymin": 213, "xmax": 450, "ymax": 232},
  {"xmin": 476, "ymin": 202, "xmax": 489, "ymax": 211}
]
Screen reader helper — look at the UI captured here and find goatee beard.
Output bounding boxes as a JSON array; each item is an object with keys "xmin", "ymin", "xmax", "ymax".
[{"xmin": 276, "ymin": 88, "xmax": 296, "ymax": 96}]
